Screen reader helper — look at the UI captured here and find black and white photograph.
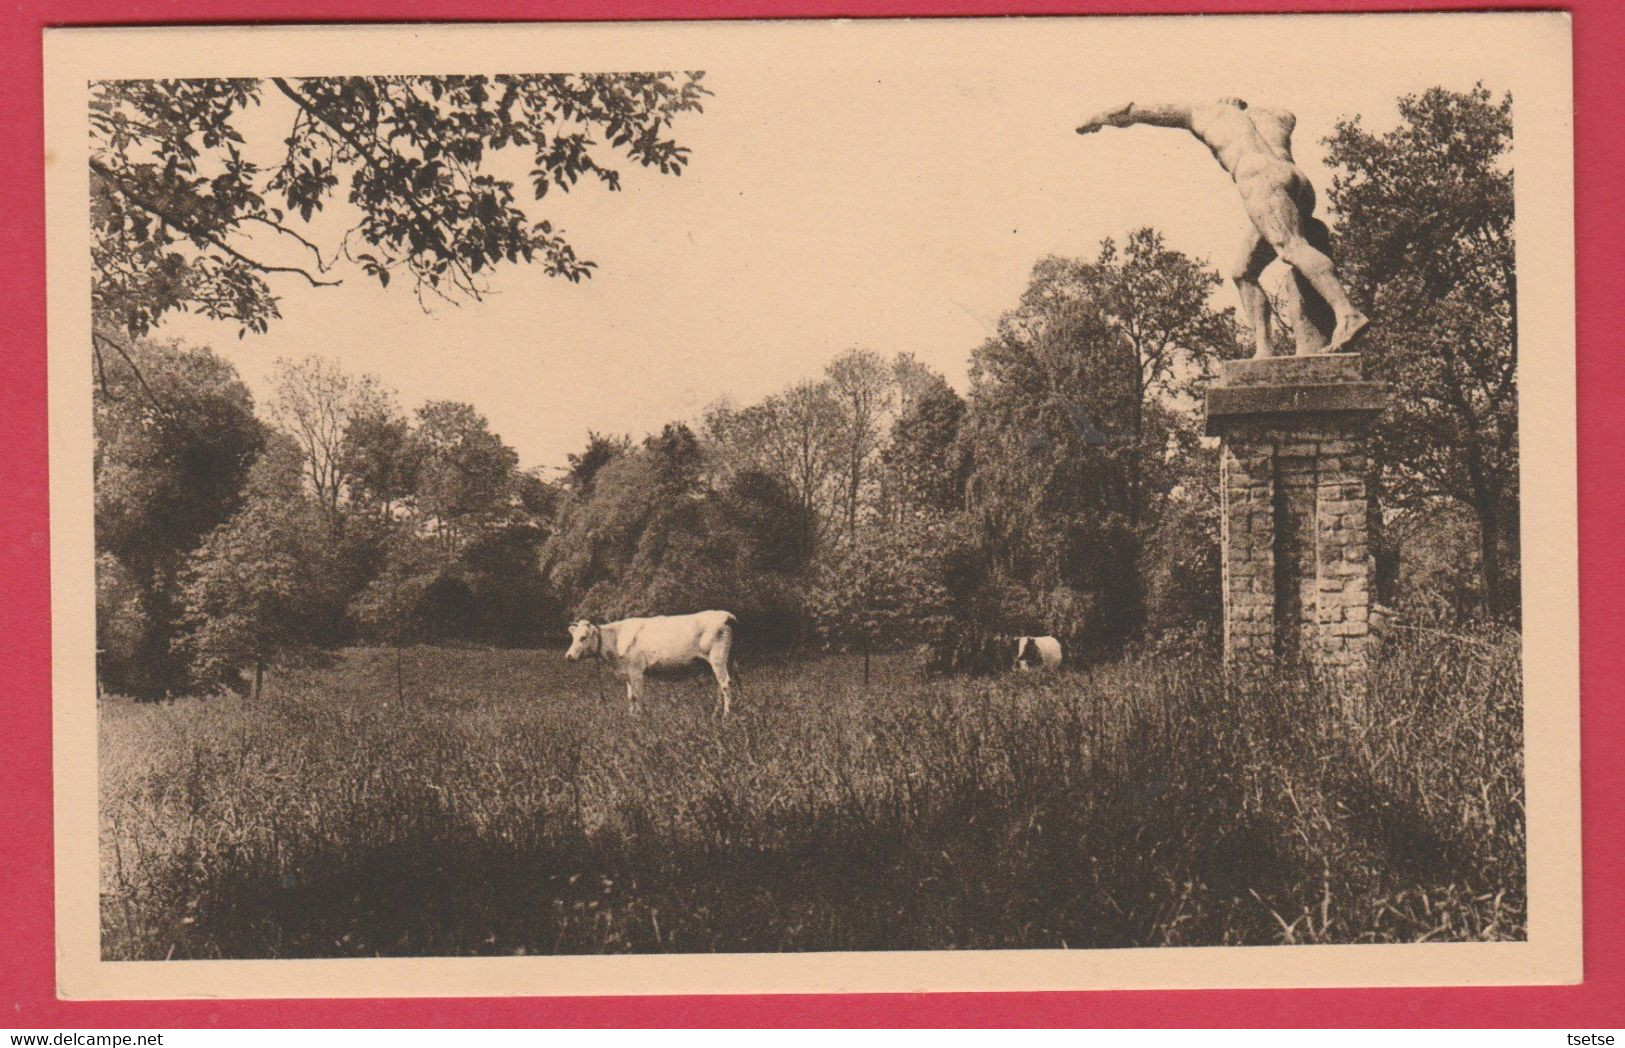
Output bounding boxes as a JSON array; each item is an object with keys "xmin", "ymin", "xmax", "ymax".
[{"xmin": 44, "ymin": 14, "xmax": 1579, "ymax": 997}]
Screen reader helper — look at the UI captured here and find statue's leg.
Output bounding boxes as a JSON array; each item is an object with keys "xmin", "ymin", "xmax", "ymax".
[
  {"xmin": 1282, "ymin": 273, "xmax": 1335, "ymax": 355},
  {"xmin": 1242, "ymin": 174, "xmax": 1370, "ymax": 352},
  {"xmin": 1286, "ymin": 217, "xmax": 1335, "ymax": 355},
  {"xmin": 1226, "ymin": 224, "xmax": 1277, "ymax": 359}
]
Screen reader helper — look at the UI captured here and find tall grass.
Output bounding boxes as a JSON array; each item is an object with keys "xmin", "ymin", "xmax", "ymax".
[{"xmin": 100, "ymin": 631, "xmax": 1523, "ymax": 958}]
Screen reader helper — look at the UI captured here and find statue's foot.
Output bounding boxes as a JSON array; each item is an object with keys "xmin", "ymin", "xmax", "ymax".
[{"xmin": 1329, "ymin": 312, "xmax": 1370, "ymax": 353}]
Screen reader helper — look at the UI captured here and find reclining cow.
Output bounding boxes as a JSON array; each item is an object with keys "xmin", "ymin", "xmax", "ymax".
[{"xmin": 1013, "ymin": 635, "xmax": 1063, "ymax": 671}]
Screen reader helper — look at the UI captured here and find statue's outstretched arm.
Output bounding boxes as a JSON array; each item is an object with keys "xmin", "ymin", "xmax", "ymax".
[{"xmin": 1076, "ymin": 101, "xmax": 1195, "ymax": 135}]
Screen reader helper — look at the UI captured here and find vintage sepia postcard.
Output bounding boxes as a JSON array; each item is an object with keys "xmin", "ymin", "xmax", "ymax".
[{"xmin": 44, "ymin": 12, "xmax": 1579, "ymax": 999}]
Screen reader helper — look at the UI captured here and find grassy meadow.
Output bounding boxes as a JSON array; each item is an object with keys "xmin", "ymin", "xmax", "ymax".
[{"xmin": 100, "ymin": 634, "xmax": 1526, "ymax": 959}]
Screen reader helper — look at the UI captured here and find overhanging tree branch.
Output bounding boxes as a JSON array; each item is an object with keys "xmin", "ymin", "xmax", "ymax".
[
  {"xmin": 90, "ymin": 157, "xmax": 341, "ymax": 290},
  {"xmin": 268, "ymin": 77, "xmax": 486, "ymax": 301}
]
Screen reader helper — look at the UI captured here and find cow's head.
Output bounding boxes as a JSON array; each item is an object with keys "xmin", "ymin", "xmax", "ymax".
[
  {"xmin": 565, "ymin": 620, "xmax": 601, "ymax": 661},
  {"xmin": 1014, "ymin": 636, "xmax": 1035, "ymax": 670}
]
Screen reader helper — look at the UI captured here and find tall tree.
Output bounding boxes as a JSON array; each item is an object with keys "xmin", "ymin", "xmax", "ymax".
[
  {"xmin": 881, "ymin": 376, "xmax": 968, "ymax": 519},
  {"xmin": 825, "ymin": 348, "xmax": 895, "ymax": 542},
  {"xmin": 544, "ymin": 440, "xmax": 697, "ymax": 618},
  {"xmin": 340, "ymin": 404, "xmax": 423, "ymax": 520},
  {"xmin": 95, "ymin": 339, "xmax": 264, "ymax": 571},
  {"xmin": 565, "ymin": 431, "xmax": 631, "ymax": 495},
  {"xmin": 959, "ymin": 235, "xmax": 1232, "ymax": 647},
  {"xmin": 269, "ymin": 355, "xmax": 390, "ymax": 522},
  {"xmin": 413, "ymin": 400, "xmax": 521, "ymax": 550},
  {"xmin": 643, "ymin": 421, "xmax": 707, "ymax": 497},
  {"xmin": 94, "ymin": 338, "xmax": 265, "ymax": 695},
  {"xmin": 963, "ymin": 294, "xmax": 1132, "ymax": 621},
  {"xmin": 174, "ymin": 431, "xmax": 340, "ymax": 697},
  {"xmin": 704, "ymin": 382, "xmax": 842, "ymax": 564},
  {"xmin": 1323, "ymin": 85, "xmax": 1518, "ymax": 619},
  {"xmin": 89, "ymin": 74, "xmax": 710, "ymax": 339},
  {"xmin": 1027, "ymin": 232, "xmax": 1237, "ymax": 531},
  {"xmin": 1090, "ymin": 229, "xmax": 1237, "ymax": 409}
]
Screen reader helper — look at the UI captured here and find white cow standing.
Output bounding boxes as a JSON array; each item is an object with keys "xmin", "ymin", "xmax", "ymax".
[
  {"xmin": 1013, "ymin": 635, "xmax": 1064, "ymax": 672},
  {"xmin": 565, "ymin": 610, "xmax": 740, "ymax": 716}
]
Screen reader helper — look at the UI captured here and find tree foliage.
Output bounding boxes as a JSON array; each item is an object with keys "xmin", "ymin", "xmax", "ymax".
[
  {"xmin": 413, "ymin": 400, "xmax": 523, "ymax": 548},
  {"xmin": 341, "ymin": 405, "xmax": 423, "ymax": 519},
  {"xmin": 270, "ymin": 354, "xmax": 390, "ymax": 520},
  {"xmin": 1324, "ymin": 84, "xmax": 1518, "ymax": 618},
  {"xmin": 95, "ymin": 551, "xmax": 152, "ymax": 689},
  {"xmin": 94, "ymin": 339, "xmax": 265, "ymax": 573},
  {"xmin": 957, "ymin": 236, "xmax": 1232, "ymax": 647},
  {"xmin": 963, "ymin": 294, "xmax": 1136, "ymax": 641},
  {"xmin": 564, "ymin": 431, "xmax": 631, "ymax": 495},
  {"xmin": 174, "ymin": 433, "xmax": 341, "ymax": 696},
  {"xmin": 1081, "ymin": 228, "xmax": 1239, "ymax": 410},
  {"xmin": 93, "ymin": 338, "xmax": 265, "ymax": 695},
  {"xmin": 806, "ymin": 516, "xmax": 957, "ymax": 653},
  {"xmin": 544, "ymin": 431, "xmax": 807, "ymax": 647},
  {"xmin": 881, "ymin": 373, "xmax": 969, "ymax": 518},
  {"xmin": 705, "ymin": 382, "xmax": 844, "ymax": 564},
  {"xmin": 349, "ymin": 528, "xmax": 454, "ymax": 648},
  {"xmin": 825, "ymin": 348, "xmax": 895, "ymax": 542},
  {"xmin": 90, "ymin": 73, "xmax": 710, "ymax": 337},
  {"xmin": 1383, "ymin": 506, "xmax": 1490, "ymax": 627}
]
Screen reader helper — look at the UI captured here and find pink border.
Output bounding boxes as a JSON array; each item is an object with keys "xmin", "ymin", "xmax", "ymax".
[{"xmin": 3, "ymin": 0, "xmax": 1619, "ymax": 1027}]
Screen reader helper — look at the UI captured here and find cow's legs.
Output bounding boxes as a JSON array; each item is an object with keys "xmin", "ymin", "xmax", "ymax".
[
  {"xmin": 625, "ymin": 671, "xmax": 644, "ymax": 715},
  {"xmin": 708, "ymin": 655, "xmax": 733, "ymax": 717}
]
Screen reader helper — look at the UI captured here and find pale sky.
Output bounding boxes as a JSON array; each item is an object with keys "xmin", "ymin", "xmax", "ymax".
[{"xmin": 149, "ymin": 14, "xmax": 1535, "ymax": 472}]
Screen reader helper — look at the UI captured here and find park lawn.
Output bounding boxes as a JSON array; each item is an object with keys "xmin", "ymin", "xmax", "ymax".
[{"xmin": 99, "ymin": 639, "xmax": 1525, "ymax": 958}]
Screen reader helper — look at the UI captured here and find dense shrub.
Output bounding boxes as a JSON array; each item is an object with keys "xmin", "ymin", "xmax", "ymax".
[
  {"xmin": 807, "ymin": 518, "xmax": 957, "ymax": 653},
  {"xmin": 917, "ymin": 626, "xmax": 1013, "ymax": 676},
  {"xmin": 95, "ymin": 552, "xmax": 156, "ymax": 697}
]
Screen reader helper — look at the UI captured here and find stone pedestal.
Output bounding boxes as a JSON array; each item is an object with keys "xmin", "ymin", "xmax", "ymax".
[{"xmin": 1205, "ymin": 356, "xmax": 1389, "ymax": 681}]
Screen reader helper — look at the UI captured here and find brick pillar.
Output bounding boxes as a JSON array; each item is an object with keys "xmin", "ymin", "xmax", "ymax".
[{"xmin": 1206, "ymin": 356, "xmax": 1389, "ymax": 685}]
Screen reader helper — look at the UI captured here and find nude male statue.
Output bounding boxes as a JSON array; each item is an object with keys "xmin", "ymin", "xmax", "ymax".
[{"xmin": 1076, "ymin": 98, "xmax": 1370, "ymax": 357}]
